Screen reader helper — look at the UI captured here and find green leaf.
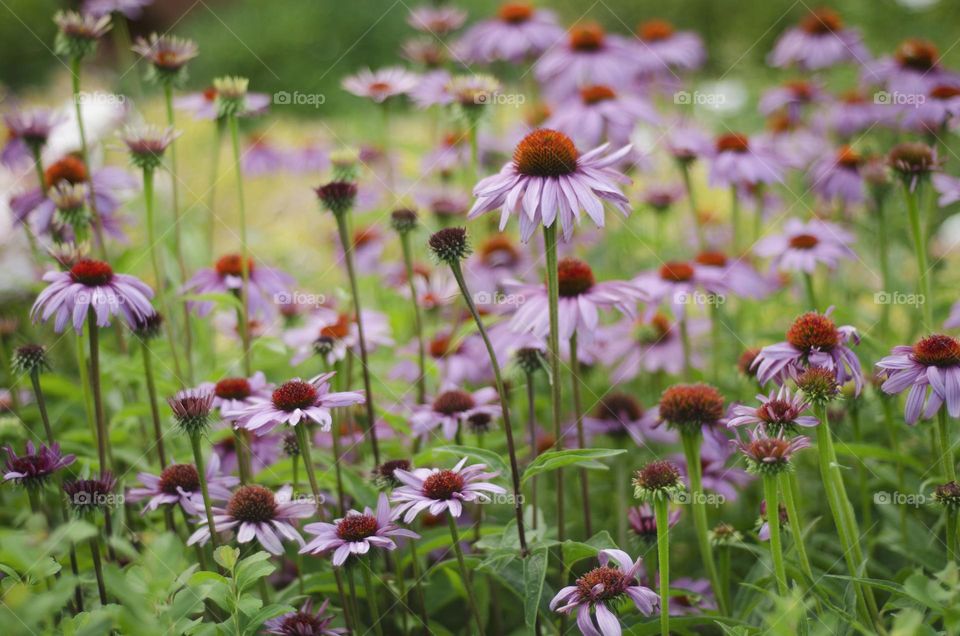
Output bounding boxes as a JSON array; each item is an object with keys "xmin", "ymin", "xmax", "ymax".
[
  {"xmin": 561, "ymin": 531, "xmax": 618, "ymax": 567},
  {"xmin": 522, "ymin": 549, "xmax": 548, "ymax": 634},
  {"xmin": 428, "ymin": 445, "xmax": 510, "ymax": 477},
  {"xmin": 521, "ymin": 448, "xmax": 626, "ymax": 485},
  {"xmin": 235, "ymin": 551, "xmax": 275, "ymax": 592},
  {"xmin": 213, "ymin": 546, "xmax": 240, "ymax": 572},
  {"xmin": 242, "ymin": 603, "xmax": 295, "ymax": 636}
]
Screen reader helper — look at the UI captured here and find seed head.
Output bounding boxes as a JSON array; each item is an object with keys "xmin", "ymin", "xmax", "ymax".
[
  {"xmin": 12, "ymin": 344, "xmax": 49, "ymax": 375},
  {"xmin": 633, "ymin": 459, "xmax": 685, "ymax": 502},
  {"xmin": 428, "ymin": 227, "xmax": 471, "ymax": 263}
]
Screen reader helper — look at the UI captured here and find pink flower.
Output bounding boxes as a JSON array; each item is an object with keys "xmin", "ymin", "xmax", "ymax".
[
  {"xmin": 876, "ymin": 334, "xmax": 960, "ymax": 424},
  {"xmin": 127, "ymin": 454, "xmax": 238, "ymax": 514},
  {"xmin": 754, "ymin": 218, "xmax": 854, "ymax": 274},
  {"xmin": 457, "ymin": 3, "xmax": 562, "ymax": 63},
  {"xmin": 235, "ymin": 373, "xmax": 365, "ymax": 436},
  {"xmin": 390, "ymin": 458, "xmax": 505, "ymax": 522},
  {"xmin": 342, "ymin": 67, "xmax": 419, "ymax": 103}
]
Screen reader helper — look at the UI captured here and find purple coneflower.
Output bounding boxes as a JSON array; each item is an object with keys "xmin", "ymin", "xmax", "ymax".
[
  {"xmin": 31, "ymin": 258, "xmax": 154, "ymax": 333},
  {"xmin": 580, "ymin": 392, "xmax": 675, "ymax": 446},
  {"xmin": 187, "ymin": 484, "xmax": 313, "ymax": 555},
  {"xmin": 131, "ymin": 33, "xmax": 199, "ymax": 80},
  {"xmin": 866, "ymin": 38, "xmax": 959, "ymax": 96},
  {"xmin": 708, "ymin": 132, "xmax": 784, "ymax": 188},
  {"xmin": 53, "ymin": 11, "xmax": 111, "ymax": 59},
  {"xmin": 507, "ymin": 257, "xmax": 644, "ymax": 341},
  {"xmin": 628, "ymin": 503, "xmax": 681, "ymax": 541},
  {"xmin": 545, "ymin": 84, "xmax": 658, "ymax": 148},
  {"xmin": 63, "ymin": 472, "xmax": 117, "ymax": 514},
  {"xmin": 733, "ymin": 428, "xmax": 811, "ymax": 473},
  {"xmin": 235, "ymin": 373, "xmax": 365, "ymax": 436},
  {"xmin": 390, "ymin": 458, "xmax": 505, "ymax": 522},
  {"xmin": 120, "ymin": 124, "xmax": 180, "ymax": 170},
  {"xmin": 693, "ymin": 250, "xmax": 776, "ymax": 300},
  {"xmin": 2, "ymin": 108, "xmax": 62, "ymax": 166},
  {"xmin": 754, "ymin": 218, "xmax": 854, "ymax": 274},
  {"xmin": 342, "ymin": 67, "xmax": 419, "ymax": 103},
  {"xmin": 535, "ymin": 22, "xmax": 637, "ymax": 99},
  {"xmin": 198, "ymin": 371, "xmax": 272, "ymax": 419},
  {"xmin": 759, "ymin": 80, "xmax": 825, "ymax": 121},
  {"xmin": 83, "ymin": 0, "xmax": 153, "ymax": 19},
  {"xmin": 752, "ymin": 309, "xmax": 863, "ymax": 394},
  {"xmin": 876, "ymin": 334, "xmax": 960, "ymax": 424},
  {"xmin": 464, "ymin": 233, "xmax": 532, "ymax": 297},
  {"xmin": 409, "ymin": 387, "xmax": 501, "ymax": 440},
  {"xmin": 633, "ymin": 260, "xmax": 719, "ymax": 319},
  {"xmin": 300, "ymin": 492, "xmax": 419, "ymax": 565},
  {"xmin": 632, "ymin": 19, "xmax": 705, "ymax": 75},
  {"xmin": 263, "ymin": 599, "xmax": 346, "ymax": 636},
  {"xmin": 407, "ymin": 4, "xmax": 466, "ymax": 35},
  {"xmin": 757, "ymin": 499, "xmax": 789, "ymax": 541},
  {"xmin": 598, "ymin": 313, "xmax": 708, "ymax": 380},
  {"xmin": 902, "ymin": 84, "xmax": 960, "ymax": 134},
  {"xmin": 174, "ymin": 86, "xmax": 270, "ymax": 120},
  {"xmin": 182, "ymin": 254, "xmax": 294, "ymax": 319},
  {"xmin": 284, "ymin": 308, "xmax": 393, "ymax": 367},
  {"xmin": 768, "ymin": 7, "xmax": 869, "ymax": 70},
  {"xmin": 549, "ymin": 549, "xmax": 659, "ymax": 635},
  {"xmin": 127, "ymin": 454, "xmax": 238, "ymax": 514},
  {"xmin": 469, "ymin": 128, "xmax": 632, "ymax": 242},
  {"xmin": 3, "ymin": 442, "xmax": 75, "ymax": 488},
  {"xmin": 809, "ymin": 145, "xmax": 868, "ymax": 205},
  {"xmin": 818, "ymin": 89, "xmax": 894, "ymax": 138},
  {"xmin": 727, "ymin": 386, "xmax": 818, "ymax": 433},
  {"xmin": 457, "ymin": 2, "xmax": 563, "ymax": 64}
]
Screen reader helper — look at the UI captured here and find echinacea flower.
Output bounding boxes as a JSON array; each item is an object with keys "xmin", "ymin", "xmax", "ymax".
[
  {"xmin": 187, "ymin": 484, "xmax": 313, "ymax": 555},
  {"xmin": 127, "ymin": 454, "xmax": 238, "ymax": 514},
  {"xmin": 753, "ymin": 218, "xmax": 854, "ymax": 274},
  {"xmin": 284, "ymin": 308, "xmax": 393, "ymax": 367},
  {"xmin": 300, "ymin": 493, "xmax": 419, "ymax": 565},
  {"xmin": 708, "ymin": 132, "xmax": 784, "ymax": 188},
  {"xmin": 11, "ymin": 154, "xmax": 136, "ymax": 240},
  {"xmin": 580, "ymin": 392, "xmax": 675, "ymax": 446},
  {"xmin": 168, "ymin": 389, "xmax": 215, "ymax": 435},
  {"xmin": 759, "ymin": 80, "xmax": 825, "ymax": 121},
  {"xmin": 83, "ymin": 0, "xmax": 152, "ymax": 19},
  {"xmin": 3, "ymin": 442, "xmax": 75, "ymax": 488},
  {"xmin": 692, "ymin": 250, "xmax": 776, "ymax": 300},
  {"xmin": 752, "ymin": 309, "xmax": 863, "ymax": 394},
  {"xmin": 174, "ymin": 86, "xmax": 270, "ymax": 120},
  {"xmin": 182, "ymin": 254, "xmax": 294, "ymax": 319},
  {"xmin": 236, "ymin": 373, "xmax": 365, "ymax": 436},
  {"xmin": 507, "ymin": 257, "xmax": 645, "ymax": 340},
  {"xmin": 633, "ymin": 261, "xmax": 723, "ymax": 320},
  {"xmin": 901, "ymin": 84, "xmax": 960, "ymax": 134},
  {"xmin": 658, "ymin": 383, "xmax": 726, "ymax": 434},
  {"xmin": 727, "ymin": 386, "xmax": 818, "ymax": 433},
  {"xmin": 131, "ymin": 33, "xmax": 199, "ymax": 82},
  {"xmin": 390, "ymin": 458, "xmax": 505, "ymax": 522},
  {"xmin": 53, "ymin": 11, "xmax": 112, "ymax": 59},
  {"xmin": 887, "ymin": 141, "xmax": 939, "ymax": 192},
  {"xmin": 263, "ymin": 599, "xmax": 346, "ymax": 636},
  {"xmin": 628, "ymin": 503, "xmax": 681, "ymax": 541},
  {"xmin": 817, "ymin": 89, "xmax": 894, "ymax": 138},
  {"xmin": 64, "ymin": 472, "xmax": 117, "ymax": 514},
  {"xmin": 876, "ymin": 334, "xmax": 960, "ymax": 424},
  {"xmin": 407, "ymin": 4, "xmax": 467, "ymax": 35},
  {"xmin": 633, "ymin": 459, "xmax": 686, "ymax": 502},
  {"xmin": 342, "ymin": 67, "xmax": 419, "ymax": 103},
  {"xmin": 550, "ymin": 549, "xmax": 659, "ymax": 635},
  {"xmin": 120, "ymin": 124, "xmax": 180, "ymax": 171},
  {"xmin": 632, "ymin": 19, "xmax": 706, "ymax": 75},
  {"xmin": 535, "ymin": 22, "xmax": 637, "ymax": 99},
  {"xmin": 464, "ymin": 233, "xmax": 532, "ymax": 298},
  {"xmin": 809, "ymin": 145, "xmax": 868, "ymax": 205},
  {"xmin": 768, "ymin": 8, "xmax": 869, "ymax": 70},
  {"xmin": 669, "ymin": 578, "xmax": 718, "ymax": 616},
  {"xmin": 544, "ymin": 84, "xmax": 659, "ymax": 148},
  {"xmin": 757, "ymin": 499, "xmax": 789, "ymax": 541},
  {"xmin": 865, "ymin": 38, "xmax": 960, "ymax": 97},
  {"xmin": 457, "ymin": 3, "xmax": 563, "ymax": 64},
  {"xmin": 31, "ymin": 258, "xmax": 154, "ymax": 333},
  {"xmin": 409, "ymin": 387, "xmax": 501, "ymax": 440},
  {"xmin": 11, "ymin": 343, "xmax": 50, "ymax": 376},
  {"xmin": 2, "ymin": 108, "xmax": 62, "ymax": 166},
  {"xmin": 733, "ymin": 428, "xmax": 810, "ymax": 474},
  {"xmin": 197, "ymin": 372, "xmax": 272, "ymax": 419}
]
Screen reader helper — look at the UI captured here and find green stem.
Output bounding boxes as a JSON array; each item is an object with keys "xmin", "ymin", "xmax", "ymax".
[
  {"xmin": 87, "ymin": 308, "xmax": 110, "ymax": 472},
  {"xmin": 543, "ymin": 223, "xmax": 564, "ymax": 541},
  {"xmin": 189, "ymin": 431, "xmax": 219, "ymax": 549},
  {"xmin": 680, "ymin": 431, "xmax": 727, "ymax": 613},
  {"xmin": 75, "ymin": 331, "xmax": 96, "ymax": 445},
  {"xmin": 334, "ymin": 213, "xmax": 380, "ymax": 465},
  {"xmin": 89, "ymin": 536, "xmax": 108, "ymax": 605},
  {"xmin": 802, "ymin": 272, "xmax": 817, "ymax": 311},
  {"xmin": 140, "ymin": 342, "xmax": 167, "ymax": 466},
  {"xmin": 361, "ymin": 565, "xmax": 384, "ymax": 636},
  {"xmin": 850, "ymin": 403, "xmax": 872, "ymax": 528},
  {"xmin": 447, "ymin": 515, "xmax": 484, "ymax": 634},
  {"xmin": 763, "ymin": 475, "xmax": 789, "ymax": 596},
  {"xmin": 730, "ymin": 186, "xmax": 741, "ymax": 256},
  {"xmin": 295, "ymin": 423, "xmax": 326, "ymax": 515},
  {"xmin": 938, "ymin": 408, "xmax": 956, "ymax": 482},
  {"xmin": 228, "ymin": 114, "xmax": 253, "ymax": 377},
  {"xmin": 29, "ymin": 370, "xmax": 55, "ymax": 444},
  {"xmin": 881, "ymin": 398, "xmax": 908, "ymax": 544},
  {"xmin": 70, "ymin": 57, "xmax": 108, "ymax": 257},
  {"xmin": 679, "ymin": 317, "xmax": 692, "ymax": 381},
  {"xmin": 679, "ymin": 161, "xmax": 705, "ymax": 250},
  {"xmin": 206, "ymin": 121, "xmax": 223, "ymax": 255},
  {"xmin": 399, "ymin": 231, "xmax": 426, "ymax": 404},
  {"xmin": 903, "ymin": 183, "xmax": 933, "ymax": 329},
  {"xmin": 568, "ymin": 333, "xmax": 592, "ymax": 538},
  {"xmin": 781, "ymin": 472, "xmax": 814, "ymax": 584},
  {"xmin": 875, "ymin": 193, "xmax": 893, "ymax": 340},
  {"xmin": 654, "ymin": 497, "xmax": 671, "ymax": 636},
  {"xmin": 526, "ymin": 371, "xmax": 539, "ymax": 531},
  {"xmin": 409, "ymin": 540, "xmax": 430, "ymax": 633}
]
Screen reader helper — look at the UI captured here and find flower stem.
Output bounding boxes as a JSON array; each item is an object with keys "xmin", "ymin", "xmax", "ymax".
[
  {"xmin": 653, "ymin": 497, "xmax": 671, "ymax": 636},
  {"xmin": 679, "ymin": 431, "xmax": 727, "ymax": 614},
  {"xmin": 903, "ymin": 183, "xmax": 933, "ymax": 330},
  {"xmin": 449, "ymin": 259, "xmax": 528, "ymax": 555},
  {"xmin": 679, "ymin": 161, "xmax": 704, "ymax": 250},
  {"xmin": 881, "ymin": 398, "xmax": 908, "ymax": 544},
  {"xmin": 70, "ymin": 56, "xmax": 108, "ymax": 258},
  {"xmin": 142, "ymin": 167, "xmax": 186, "ymax": 383},
  {"xmin": 409, "ymin": 539, "xmax": 430, "ymax": 632},
  {"xmin": 781, "ymin": 472, "xmax": 814, "ymax": 584},
  {"xmin": 447, "ymin": 514, "xmax": 484, "ymax": 634},
  {"xmin": 140, "ymin": 342, "xmax": 167, "ymax": 466},
  {"xmin": 525, "ymin": 370, "xmax": 538, "ymax": 530},
  {"xmin": 89, "ymin": 536, "xmax": 108, "ymax": 605},
  {"xmin": 802, "ymin": 272, "xmax": 817, "ymax": 310},
  {"xmin": 333, "ymin": 567, "xmax": 354, "ymax": 634},
  {"xmin": 763, "ymin": 475, "xmax": 789, "ymax": 596},
  {"xmin": 227, "ymin": 113, "xmax": 253, "ymax": 377},
  {"xmin": 568, "ymin": 333, "xmax": 592, "ymax": 538},
  {"xmin": 730, "ymin": 186, "xmax": 741, "ymax": 256},
  {"xmin": 87, "ymin": 308, "xmax": 110, "ymax": 472},
  {"xmin": 361, "ymin": 564, "xmax": 384, "ymax": 636},
  {"xmin": 937, "ymin": 408, "xmax": 956, "ymax": 482},
  {"xmin": 399, "ymin": 231, "xmax": 426, "ymax": 404},
  {"xmin": 333, "ymin": 212, "xmax": 380, "ymax": 465},
  {"xmin": 29, "ymin": 369, "xmax": 55, "ymax": 444},
  {"xmin": 542, "ymin": 223, "xmax": 564, "ymax": 542},
  {"xmin": 163, "ymin": 83, "xmax": 195, "ymax": 383},
  {"xmin": 679, "ymin": 317, "xmax": 692, "ymax": 381},
  {"xmin": 189, "ymin": 430, "xmax": 219, "ymax": 549},
  {"xmin": 206, "ymin": 120, "xmax": 224, "ymax": 255},
  {"xmin": 874, "ymin": 193, "xmax": 893, "ymax": 340},
  {"xmin": 295, "ymin": 422, "xmax": 326, "ymax": 516}
]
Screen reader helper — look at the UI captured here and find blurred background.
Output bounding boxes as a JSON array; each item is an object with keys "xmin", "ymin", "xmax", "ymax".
[{"xmin": 2, "ymin": 0, "xmax": 960, "ymax": 115}]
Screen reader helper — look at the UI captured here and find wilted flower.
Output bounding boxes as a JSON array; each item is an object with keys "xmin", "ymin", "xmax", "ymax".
[
  {"xmin": 4, "ymin": 442, "xmax": 75, "ymax": 488},
  {"xmin": 315, "ymin": 181, "xmax": 358, "ymax": 216},
  {"xmin": 888, "ymin": 142, "xmax": 939, "ymax": 191},
  {"xmin": 11, "ymin": 344, "xmax": 50, "ymax": 376},
  {"xmin": 213, "ymin": 76, "xmax": 250, "ymax": 118},
  {"xmin": 168, "ymin": 389, "xmax": 215, "ymax": 435},
  {"xmin": 63, "ymin": 472, "xmax": 117, "ymax": 514}
]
